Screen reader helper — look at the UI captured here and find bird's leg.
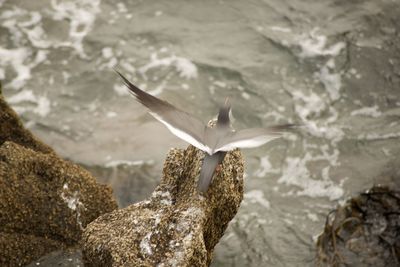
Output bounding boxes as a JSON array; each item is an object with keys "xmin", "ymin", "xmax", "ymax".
[
  {"xmin": 215, "ymin": 164, "xmax": 223, "ymax": 173},
  {"xmin": 215, "ymin": 152, "xmax": 226, "ymax": 174}
]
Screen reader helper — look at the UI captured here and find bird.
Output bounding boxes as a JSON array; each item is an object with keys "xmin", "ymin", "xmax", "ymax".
[{"xmin": 116, "ymin": 71, "xmax": 295, "ymax": 193}]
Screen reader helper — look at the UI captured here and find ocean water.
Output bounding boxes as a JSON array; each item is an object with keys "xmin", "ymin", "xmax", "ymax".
[{"xmin": 1, "ymin": 0, "xmax": 400, "ymax": 266}]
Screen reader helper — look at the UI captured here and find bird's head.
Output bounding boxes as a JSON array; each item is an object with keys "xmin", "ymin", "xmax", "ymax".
[{"xmin": 217, "ymin": 98, "xmax": 231, "ymax": 125}]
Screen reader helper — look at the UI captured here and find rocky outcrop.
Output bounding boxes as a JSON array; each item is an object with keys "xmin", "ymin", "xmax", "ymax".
[
  {"xmin": 82, "ymin": 145, "xmax": 244, "ymax": 267},
  {"xmin": 316, "ymin": 185, "xmax": 400, "ymax": 266},
  {"xmin": 0, "ymin": 81, "xmax": 244, "ymax": 266},
  {"xmin": 0, "ymin": 86, "xmax": 118, "ymax": 266}
]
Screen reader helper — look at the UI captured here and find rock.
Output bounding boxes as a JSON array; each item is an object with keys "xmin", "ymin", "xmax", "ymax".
[
  {"xmin": 0, "ymin": 141, "xmax": 118, "ymax": 266},
  {"xmin": 316, "ymin": 185, "xmax": 400, "ymax": 266},
  {"xmin": 0, "ymin": 88, "xmax": 118, "ymax": 266},
  {"xmin": 82, "ymin": 145, "xmax": 244, "ymax": 267}
]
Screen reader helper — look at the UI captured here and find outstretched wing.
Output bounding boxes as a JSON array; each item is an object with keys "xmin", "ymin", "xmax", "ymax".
[
  {"xmin": 215, "ymin": 124, "xmax": 296, "ymax": 152},
  {"xmin": 116, "ymin": 71, "xmax": 213, "ymax": 155}
]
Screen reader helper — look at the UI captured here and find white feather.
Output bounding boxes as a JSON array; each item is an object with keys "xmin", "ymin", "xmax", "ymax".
[
  {"xmin": 215, "ymin": 135, "xmax": 280, "ymax": 152},
  {"xmin": 149, "ymin": 112, "xmax": 213, "ymax": 155}
]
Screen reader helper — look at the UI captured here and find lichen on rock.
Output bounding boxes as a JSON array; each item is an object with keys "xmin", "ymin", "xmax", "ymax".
[{"xmin": 82, "ymin": 145, "xmax": 244, "ymax": 267}]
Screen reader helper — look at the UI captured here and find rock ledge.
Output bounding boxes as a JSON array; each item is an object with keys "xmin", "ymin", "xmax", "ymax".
[{"xmin": 83, "ymin": 145, "xmax": 244, "ymax": 267}]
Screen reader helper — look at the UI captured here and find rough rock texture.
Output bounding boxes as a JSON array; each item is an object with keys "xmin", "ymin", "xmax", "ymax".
[
  {"xmin": 82, "ymin": 145, "xmax": 244, "ymax": 267},
  {"xmin": 0, "ymin": 87, "xmax": 118, "ymax": 266},
  {"xmin": 316, "ymin": 185, "xmax": 400, "ymax": 267}
]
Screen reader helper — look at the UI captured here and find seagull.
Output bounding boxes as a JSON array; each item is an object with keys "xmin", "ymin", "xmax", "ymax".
[{"xmin": 116, "ymin": 71, "xmax": 295, "ymax": 193}]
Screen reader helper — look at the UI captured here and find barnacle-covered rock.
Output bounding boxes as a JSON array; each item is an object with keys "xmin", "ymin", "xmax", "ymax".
[
  {"xmin": 82, "ymin": 145, "xmax": 244, "ymax": 267},
  {"xmin": 0, "ymin": 88, "xmax": 118, "ymax": 266}
]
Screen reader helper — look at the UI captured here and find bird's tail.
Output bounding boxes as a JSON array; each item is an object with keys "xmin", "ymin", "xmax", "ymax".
[{"xmin": 198, "ymin": 152, "xmax": 225, "ymax": 193}]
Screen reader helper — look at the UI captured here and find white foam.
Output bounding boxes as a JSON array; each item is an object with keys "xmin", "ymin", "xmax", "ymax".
[
  {"xmin": 106, "ymin": 111, "xmax": 117, "ymax": 118},
  {"xmin": 62, "ymin": 71, "xmax": 71, "ymax": 84},
  {"xmin": 0, "ymin": 47, "xmax": 32, "ymax": 89},
  {"xmin": 139, "ymin": 53, "xmax": 173, "ymax": 73},
  {"xmin": 120, "ymin": 60, "xmax": 136, "ymax": 73},
  {"xmin": 244, "ymin": 190, "xmax": 271, "ymax": 209},
  {"xmin": 278, "ymin": 155, "xmax": 343, "ymax": 201},
  {"xmin": 253, "ymin": 155, "xmax": 280, "ymax": 177},
  {"xmin": 351, "ymin": 105, "xmax": 382, "ymax": 118},
  {"xmin": 298, "ymin": 28, "xmax": 345, "ymax": 58},
  {"xmin": 139, "ymin": 53, "xmax": 198, "ymax": 80},
  {"xmin": 213, "ymin": 80, "xmax": 226, "ymax": 88},
  {"xmin": 285, "ymin": 72, "xmax": 345, "ymax": 200},
  {"xmin": 105, "ymin": 159, "xmax": 153, "ymax": 167},
  {"xmin": 315, "ymin": 64, "xmax": 342, "ymax": 101},
  {"xmin": 292, "ymin": 90, "xmax": 326, "ymax": 119},
  {"xmin": 113, "ymin": 83, "xmax": 129, "ymax": 96},
  {"xmin": 174, "ymin": 57, "xmax": 198, "ymax": 79},
  {"xmin": 241, "ymin": 92, "xmax": 250, "ymax": 100},
  {"xmin": 101, "ymin": 47, "xmax": 113, "ymax": 59},
  {"xmin": 7, "ymin": 90, "xmax": 51, "ymax": 117},
  {"xmin": 23, "ymin": 20, "xmax": 53, "ymax": 49},
  {"xmin": 7, "ymin": 90, "xmax": 36, "ymax": 103},
  {"xmin": 270, "ymin": 26, "xmax": 291, "ymax": 33},
  {"xmin": 147, "ymin": 83, "xmax": 165, "ymax": 96},
  {"xmin": 18, "ymin": 10, "xmax": 41, "ymax": 27},
  {"xmin": 0, "ymin": 2, "xmax": 98, "ymax": 89},
  {"xmin": 262, "ymin": 110, "xmax": 287, "ymax": 121},
  {"xmin": 291, "ymin": 89, "xmax": 344, "ymax": 144},
  {"xmin": 50, "ymin": 0, "xmax": 101, "ymax": 58},
  {"xmin": 116, "ymin": 2, "xmax": 128, "ymax": 13},
  {"xmin": 271, "ymin": 29, "xmax": 347, "ymax": 203},
  {"xmin": 35, "ymin": 96, "xmax": 51, "ymax": 117},
  {"xmin": 358, "ymin": 132, "xmax": 400, "ymax": 141},
  {"xmin": 98, "ymin": 55, "xmax": 118, "ymax": 70},
  {"xmin": 306, "ymin": 212, "xmax": 319, "ymax": 222}
]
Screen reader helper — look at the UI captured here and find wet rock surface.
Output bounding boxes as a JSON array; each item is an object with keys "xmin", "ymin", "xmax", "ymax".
[
  {"xmin": 0, "ymin": 90, "xmax": 118, "ymax": 266},
  {"xmin": 82, "ymin": 145, "xmax": 244, "ymax": 267},
  {"xmin": 316, "ymin": 185, "xmax": 400, "ymax": 267}
]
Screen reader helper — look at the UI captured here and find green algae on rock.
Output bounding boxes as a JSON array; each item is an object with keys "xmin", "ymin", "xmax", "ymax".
[{"xmin": 82, "ymin": 145, "xmax": 244, "ymax": 267}]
